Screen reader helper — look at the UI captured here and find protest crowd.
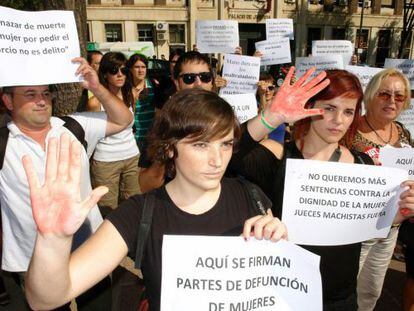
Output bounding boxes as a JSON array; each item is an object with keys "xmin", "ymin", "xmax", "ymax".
[{"xmin": 0, "ymin": 4, "xmax": 414, "ymax": 311}]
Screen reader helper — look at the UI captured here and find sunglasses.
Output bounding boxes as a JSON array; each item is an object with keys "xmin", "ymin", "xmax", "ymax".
[
  {"xmin": 267, "ymin": 85, "xmax": 276, "ymax": 91},
  {"xmin": 376, "ymin": 91, "xmax": 406, "ymax": 103},
  {"xmin": 108, "ymin": 66, "xmax": 128, "ymax": 76},
  {"xmin": 179, "ymin": 72, "xmax": 213, "ymax": 85}
]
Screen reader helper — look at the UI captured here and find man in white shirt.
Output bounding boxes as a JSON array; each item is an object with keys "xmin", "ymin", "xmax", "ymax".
[{"xmin": 0, "ymin": 57, "xmax": 133, "ymax": 309}]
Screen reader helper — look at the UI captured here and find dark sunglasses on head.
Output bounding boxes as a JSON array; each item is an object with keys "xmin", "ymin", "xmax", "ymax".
[
  {"xmin": 108, "ymin": 65, "xmax": 128, "ymax": 76},
  {"xmin": 376, "ymin": 91, "xmax": 406, "ymax": 103},
  {"xmin": 179, "ymin": 72, "xmax": 213, "ymax": 85}
]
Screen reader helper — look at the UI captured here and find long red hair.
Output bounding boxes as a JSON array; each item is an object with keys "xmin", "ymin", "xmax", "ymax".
[{"xmin": 293, "ymin": 69, "xmax": 363, "ymax": 148}]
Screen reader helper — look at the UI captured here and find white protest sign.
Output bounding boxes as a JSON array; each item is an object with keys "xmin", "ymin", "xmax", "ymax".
[
  {"xmin": 282, "ymin": 159, "xmax": 407, "ymax": 246},
  {"xmin": 384, "ymin": 58, "xmax": 414, "ymax": 90},
  {"xmin": 161, "ymin": 235, "xmax": 322, "ymax": 311},
  {"xmin": 312, "ymin": 40, "xmax": 354, "ymax": 66},
  {"xmin": 219, "ymin": 54, "xmax": 260, "ymax": 95},
  {"xmin": 379, "ymin": 147, "xmax": 414, "ymax": 178},
  {"xmin": 265, "ymin": 18, "xmax": 294, "ymax": 40},
  {"xmin": 221, "ymin": 93, "xmax": 258, "ymax": 123},
  {"xmin": 0, "ymin": 6, "xmax": 80, "ymax": 87},
  {"xmin": 255, "ymin": 38, "xmax": 291, "ymax": 66},
  {"xmin": 196, "ymin": 20, "xmax": 239, "ymax": 54},
  {"xmin": 398, "ymin": 99, "xmax": 414, "ymax": 136},
  {"xmin": 345, "ymin": 65, "xmax": 383, "ymax": 91},
  {"xmin": 295, "ymin": 55, "xmax": 343, "ymax": 80}
]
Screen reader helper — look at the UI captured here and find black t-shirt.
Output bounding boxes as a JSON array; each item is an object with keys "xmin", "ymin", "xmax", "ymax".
[
  {"xmin": 107, "ymin": 178, "xmax": 271, "ymax": 311},
  {"xmin": 228, "ymin": 127, "xmax": 374, "ymax": 304}
]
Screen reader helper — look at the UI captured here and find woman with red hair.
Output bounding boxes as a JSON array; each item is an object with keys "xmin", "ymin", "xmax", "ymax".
[{"xmin": 229, "ymin": 68, "xmax": 414, "ymax": 310}]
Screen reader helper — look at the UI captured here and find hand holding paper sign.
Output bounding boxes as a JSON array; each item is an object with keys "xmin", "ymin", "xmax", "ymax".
[
  {"xmin": 242, "ymin": 209, "xmax": 287, "ymax": 242},
  {"xmin": 72, "ymin": 57, "xmax": 100, "ymax": 92},
  {"xmin": 396, "ymin": 180, "xmax": 414, "ymax": 222}
]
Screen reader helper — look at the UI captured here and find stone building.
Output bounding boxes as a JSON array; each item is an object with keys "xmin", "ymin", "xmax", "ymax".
[{"xmin": 86, "ymin": 0, "xmax": 413, "ymax": 66}]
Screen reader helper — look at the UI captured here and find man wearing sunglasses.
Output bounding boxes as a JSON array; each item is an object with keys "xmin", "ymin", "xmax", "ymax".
[{"xmin": 0, "ymin": 57, "xmax": 132, "ymax": 310}]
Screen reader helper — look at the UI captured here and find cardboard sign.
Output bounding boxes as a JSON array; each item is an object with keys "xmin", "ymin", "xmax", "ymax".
[
  {"xmin": 282, "ymin": 159, "xmax": 407, "ymax": 246},
  {"xmin": 161, "ymin": 235, "xmax": 322, "ymax": 311},
  {"xmin": 0, "ymin": 6, "xmax": 81, "ymax": 86},
  {"xmin": 196, "ymin": 20, "xmax": 239, "ymax": 54}
]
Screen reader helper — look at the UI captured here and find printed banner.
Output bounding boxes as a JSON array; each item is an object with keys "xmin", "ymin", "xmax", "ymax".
[
  {"xmin": 282, "ymin": 159, "xmax": 407, "ymax": 246},
  {"xmin": 161, "ymin": 235, "xmax": 322, "ymax": 311},
  {"xmin": 0, "ymin": 6, "xmax": 81, "ymax": 86},
  {"xmin": 265, "ymin": 18, "xmax": 294, "ymax": 40},
  {"xmin": 196, "ymin": 20, "xmax": 239, "ymax": 54},
  {"xmin": 219, "ymin": 54, "xmax": 260, "ymax": 95},
  {"xmin": 221, "ymin": 93, "xmax": 258, "ymax": 123},
  {"xmin": 255, "ymin": 38, "xmax": 291, "ymax": 66}
]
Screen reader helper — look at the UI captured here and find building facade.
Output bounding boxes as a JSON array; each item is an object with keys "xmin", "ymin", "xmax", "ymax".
[{"xmin": 86, "ymin": 0, "xmax": 413, "ymax": 66}]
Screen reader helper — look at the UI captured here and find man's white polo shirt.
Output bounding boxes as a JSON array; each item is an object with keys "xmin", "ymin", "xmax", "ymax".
[{"xmin": 0, "ymin": 113, "xmax": 107, "ymax": 272}]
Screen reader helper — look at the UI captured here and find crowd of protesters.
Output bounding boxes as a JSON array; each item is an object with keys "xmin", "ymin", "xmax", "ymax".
[{"xmin": 0, "ymin": 39, "xmax": 413, "ymax": 311}]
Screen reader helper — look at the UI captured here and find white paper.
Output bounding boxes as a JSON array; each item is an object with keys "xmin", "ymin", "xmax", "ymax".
[
  {"xmin": 295, "ymin": 55, "xmax": 343, "ymax": 80},
  {"xmin": 219, "ymin": 54, "xmax": 260, "ymax": 95},
  {"xmin": 196, "ymin": 20, "xmax": 239, "ymax": 54},
  {"xmin": 282, "ymin": 159, "xmax": 407, "ymax": 246},
  {"xmin": 161, "ymin": 235, "xmax": 322, "ymax": 311},
  {"xmin": 384, "ymin": 58, "xmax": 414, "ymax": 90},
  {"xmin": 312, "ymin": 40, "xmax": 354, "ymax": 67},
  {"xmin": 379, "ymin": 147, "xmax": 414, "ymax": 179},
  {"xmin": 0, "ymin": 6, "xmax": 81, "ymax": 87},
  {"xmin": 265, "ymin": 18, "xmax": 294, "ymax": 40},
  {"xmin": 345, "ymin": 65, "xmax": 383, "ymax": 91},
  {"xmin": 221, "ymin": 93, "xmax": 258, "ymax": 123},
  {"xmin": 397, "ymin": 99, "xmax": 414, "ymax": 136},
  {"xmin": 255, "ymin": 38, "xmax": 291, "ymax": 66}
]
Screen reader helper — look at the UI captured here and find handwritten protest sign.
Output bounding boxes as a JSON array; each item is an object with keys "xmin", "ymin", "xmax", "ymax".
[
  {"xmin": 265, "ymin": 18, "xmax": 294, "ymax": 40},
  {"xmin": 196, "ymin": 20, "xmax": 239, "ymax": 54},
  {"xmin": 0, "ymin": 6, "xmax": 80, "ymax": 86},
  {"xmin": 161, "ymin": 235, "xmax": 322, "ymax": 311},
  {"xmin": 384, "ymin": 58, "xmax": 414, "ymax": 89},
  {"xmin": 379, "ymin": 147, "xmax": 414, "ymax": 178},
  {"xmin": 295, "ymin": 55, "xmax": 343, "ymax": 80},
  {"xmin": 282, "ymin": 159, "xmax": 407, "ymax": 246},
  {"xmin": 312, "ymin": 40, "xmax": 354, "ymax": 66},
  {"xmin": 397, "ymin": 99, "xmax": 414, "ymax": 135},
  {"xmin": 219, "ymin": 54, "xmax": 260, "ymax": 95},
  {"xmin": 221, "ymin": 93, "xmax": 258, "ymax": 123},
  {"xmin": 255, "ymin": 38, "xmax": 291, "ymax": 66},
  {"xmin": 345, "ymin": 65, "xmax": 383, "ymax": 91}
]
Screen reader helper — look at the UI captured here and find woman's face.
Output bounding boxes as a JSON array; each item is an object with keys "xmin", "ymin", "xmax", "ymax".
[
  {"xmin": 173, "ymin": 130, "xmax": 234, "ymax": 192},
  {"xmin": 131, "ymin": 60, "xmax": 147, "ymax": 82},
  {"xmin": 264, "ymin": 79, "xmax": 276, "ymax": 102},
  {"xmin": 309, "ymin": 96, "xmax": 358, "ymax": 144},
  {"xmin": 105, "ymin": 64, "xmax": 126, "ymax": 88},
  {"xmin": 368, "ymin": 76, "xmax": 407, "ymax": 123}
]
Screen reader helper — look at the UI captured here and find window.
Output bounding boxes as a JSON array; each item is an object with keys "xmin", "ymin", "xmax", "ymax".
[
  {"xmin": 169, "ymin": 24, "xmax": 185, "ymax": 44},
  {"xmin": 138, "ymin": 24, "xmax": 154, "ymax": 42},
  {"xmin": 87, "ymin": 23, "xmax": 91, "ymax": 42},
  {"xmin": 88, "ymin": 0, "xmax": 101, "ymax": 4},
  {"xmin": 122, "ymin": 0, "xmax": 134, "ymax": 4},
  {"xmin": 307, "ymin": 27, "xmax": 322, "ymax": 56},
  {"xmin": 356, "ymin": 29, "xmax": 369, "ymax": 64},
  {"xmin": 375, "ymin": 30, "xmax": 391, "ymax": 67},
  {"xmin": 332, "ymin": 28, "xmax": 346, "ymax": 40},
  {"xmin": 105, "ymin": 24, "xmax": 123, "ymax": 42},
  {"xmin": 401, "ymin": 31, "xmax": 412, "ymax": 59},
  {"xmin": 381, "ymin": 0, "xmax": 394, "ymax": 7}
]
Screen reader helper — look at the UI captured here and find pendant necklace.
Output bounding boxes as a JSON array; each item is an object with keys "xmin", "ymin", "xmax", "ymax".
[{"xmin": 364, "ymin": 116, "xmax": 392, "ymax": 145}]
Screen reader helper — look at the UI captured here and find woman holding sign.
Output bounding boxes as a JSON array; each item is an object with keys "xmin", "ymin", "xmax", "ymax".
[
  {"xmin": 229, "ymin": 68, "xmax": 414, "ymax": 310},
  {"xmin": 351, "ymin": 69, "xmax": 413, "ymax": 311},
  {"xmin": 22, "ymin": 89, "xmax": 288, "ymax": 311}
]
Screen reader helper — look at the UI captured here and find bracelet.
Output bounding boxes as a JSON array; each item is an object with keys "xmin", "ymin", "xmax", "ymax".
[{"xmin": 260, "ymin": 110, "xmax": 277, "ymax": 131}]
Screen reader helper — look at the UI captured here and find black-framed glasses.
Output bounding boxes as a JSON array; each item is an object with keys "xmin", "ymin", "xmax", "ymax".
[
  {"xmin": 179, "ymin": 72, "xmax": 213, "ymax": 85},
  {"xmin": 108, "ymin": 65, "xmax": 128, "ymax": 76}
]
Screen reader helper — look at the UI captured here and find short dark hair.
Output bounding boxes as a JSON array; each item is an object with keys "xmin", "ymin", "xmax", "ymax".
[
  {"xmin": 173, "ymin": 51, "xmax": 212, "ymax": 80},
  {"xmin": 87, "ymin": 50, "xmax": 103, "ymax": 64},
  {"xmin": 147, "ymin": 88, "xmax": 241, "ymax": 178}
]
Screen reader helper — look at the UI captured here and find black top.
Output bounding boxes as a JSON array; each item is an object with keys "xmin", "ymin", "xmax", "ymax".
[
  {"xmin": 107, "ymin": 178, "xmax": 271, "ymax": 311},
  {"xmin": 228, "ymin": 127, "xmax": 374, "ymax": 303}
]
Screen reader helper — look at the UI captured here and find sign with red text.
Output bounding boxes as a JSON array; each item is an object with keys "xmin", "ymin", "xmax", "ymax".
[
  {"xmin": 161, "ymin": 235, "xmax": 322, "ymax": 311},
  {"xmin": 282, "ymin": 159, "xmax": 407, "ymax": 245},
  {"xmin": 0, "ymin": 6, "xmax": 81, "ymax": 86}
]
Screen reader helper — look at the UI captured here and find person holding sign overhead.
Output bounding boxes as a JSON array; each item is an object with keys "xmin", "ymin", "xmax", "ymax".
[
  {"xmin": 228, "ymin": 68, "xmax": 414, "ymax": 310},
  {"xmin": 351, "ymin": 68, "xmax": 413, "ymax": 311},
  {"xmin": 22, "ymin": 89, "xmax": 287, "ymax": 311}
]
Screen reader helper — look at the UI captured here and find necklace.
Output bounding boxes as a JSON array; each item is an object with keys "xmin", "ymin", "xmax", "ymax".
[{"xmin": 364, "ymin": 116, "xmax": 393, "ymax": 145}]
